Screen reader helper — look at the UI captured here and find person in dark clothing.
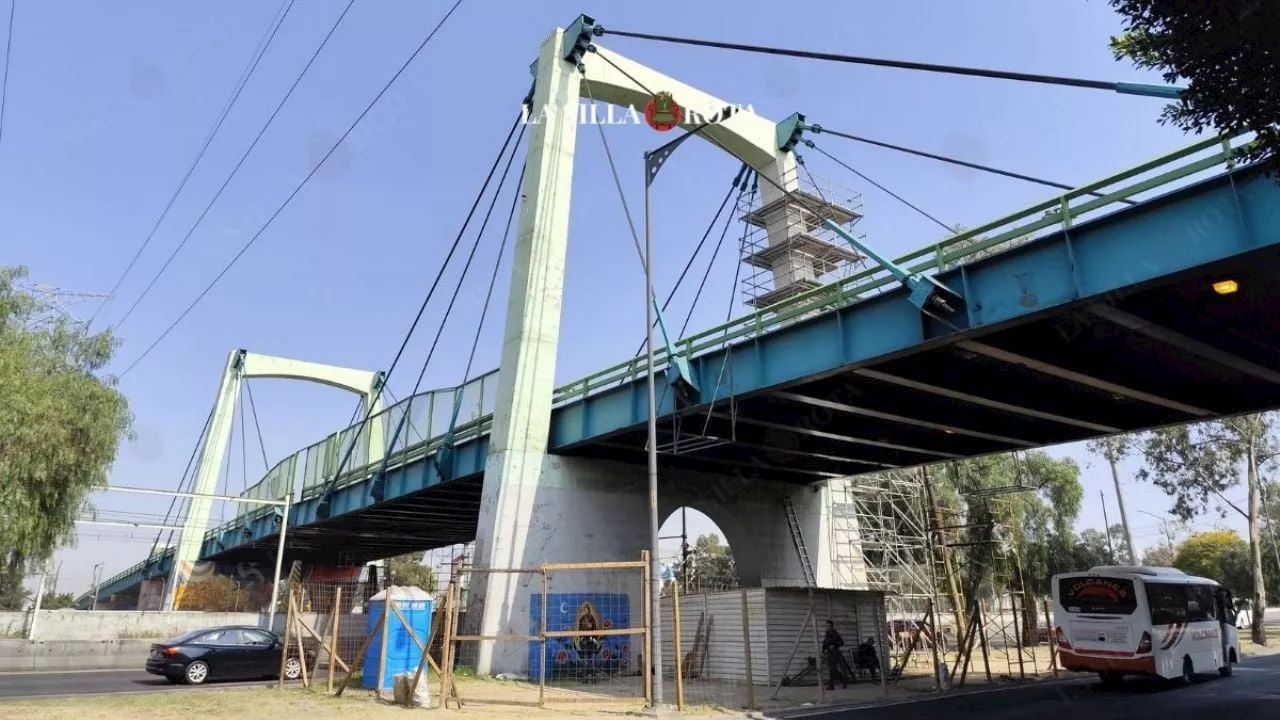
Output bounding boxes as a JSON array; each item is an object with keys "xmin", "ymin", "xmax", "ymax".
[
  {"xmin": 855, "ymin": 637, "xmax": 880, "ymax": 680},
  {"xmin": 822, "ymin": 621, "xmax": 849, "ymax": 690}
]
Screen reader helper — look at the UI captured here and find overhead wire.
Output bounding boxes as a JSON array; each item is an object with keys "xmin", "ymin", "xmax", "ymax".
[
  {"xmin": 110, "ymin": 0, "xmax": 354, "ymax": 334},
  {"xmin": 0, "ymin": 0, "xmax": 13, "ymax": 149},
  {"xmin": 116, "ymin": 0, "xmax": 466, "ymax": 377},
  {"xmin": 597, "ymin": 27, "xmax": 1135, "ymax": 93},
  {"xmin": 810, "ymin": 127, "xmax": 1137, "ymax": 206},
  {"xmin": 317, "ymin": 109, "xmax": 523, "ymax": 498},
  {"xmin": 90, "ymin": 0, "xmax": 297, "ymax": 329}
]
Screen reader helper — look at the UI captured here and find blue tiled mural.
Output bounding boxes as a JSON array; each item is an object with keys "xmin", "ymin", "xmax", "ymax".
[{"xmin": 527, "ymin": 593, "xmax": 632, "ymax": 681}]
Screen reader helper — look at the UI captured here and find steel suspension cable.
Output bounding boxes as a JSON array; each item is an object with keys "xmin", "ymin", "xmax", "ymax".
[
  {"xmin": 244, "ymin": 380, "xmax": 271, "ymax": 471},
  {"xmin": 147, "ymin": 405, "xmax": 215, "ymax": 563},
  {"xmin": 90, "ymin": 0, "xmax": 296, "ymax": 328},
  {"xmin": 810, "ymin": 126, "xmax": 1136, "ymax": 206},
  {"xmin": 806, "ymin": 142, "xmax": 953, "ymax": 233},
  {"xmin": 117, "ymin": 0, "xmax": 466, "ymax": 376},
  {"xmin": 461, "ymin": 162, "xmax": 525, "ymax": 386},
  {"xmin": 238, "ymin": 385, "xmax": 249, "ymax": 493},
  {"xmin": 381, "ymin": 123, "xmax": 526, "ymax": 462},
  {"xmin": 110, "ymin": 0, "xmax": 354, "ymax": 333},
  {"xmin": 317, "ymin": 111, "xmax": 523, "ymax": 498},
  {"xmin": 678, "ymin": 173, "xmax": 752, "ymax": 341},
  {"xmin": 632, "ymin": 164, "xmax": 748, "ymax": 356},
  {"xmin": 597, "ymin": 27, "xmax": 1140, "ymax": 93}
]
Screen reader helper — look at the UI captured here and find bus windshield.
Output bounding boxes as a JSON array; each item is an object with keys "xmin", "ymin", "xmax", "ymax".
[{"xmin": 1058, "ymin": 575, "xmax": 1138, "ymax": 615}]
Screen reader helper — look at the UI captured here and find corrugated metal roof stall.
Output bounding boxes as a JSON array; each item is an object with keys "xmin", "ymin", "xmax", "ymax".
[{"xmin": 659, "ymin": 587, "xmax": 886, "ymax": 685}]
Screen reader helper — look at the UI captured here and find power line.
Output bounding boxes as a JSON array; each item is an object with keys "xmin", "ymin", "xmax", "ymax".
[
  {"xmin": 597, "ymin": 27, "xmax": 1170, "ymax": 95},
  {"xmin": 117, "ymin": 0, "xmax": 465, "ymax": 377},
  {"xmin": 90, "ymin": 0, "xmax": 296, "ymax": 329},
  {"xmin": 110, "ymin": 0, "xmax": 350, "ymax": 333},
  {"xmin": 808, "ymin": 126, "xmax": 1137, "ymax": 206},
  {"xmin": 0, "ymin": 0, "xmax": 13, "ymax": 149}
]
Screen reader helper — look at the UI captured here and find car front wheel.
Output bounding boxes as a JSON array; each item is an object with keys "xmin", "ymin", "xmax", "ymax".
[{"xmin": 282, "ymin": 657, "xmax": 302, "ymax": 681}]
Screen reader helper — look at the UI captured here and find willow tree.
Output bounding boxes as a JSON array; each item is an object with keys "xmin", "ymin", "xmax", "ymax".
[{"xmin": 0, "ymin": 267, "xmax": 132, "ymax": 609}]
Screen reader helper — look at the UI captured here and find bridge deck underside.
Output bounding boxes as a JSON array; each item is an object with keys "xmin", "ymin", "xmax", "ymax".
[
  {"xmin": 562, "ymin": 246, "xmax": 1280, "ymax": 482},
  {"xmin": 205, "ymin": 245, "xmax": 1280, "ymax": 569}
]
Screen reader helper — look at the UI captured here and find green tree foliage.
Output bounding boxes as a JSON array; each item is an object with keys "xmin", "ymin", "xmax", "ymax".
[
  {"xmin": 1172, "ymin": 530, "xmax": 1253, "ymax": 599},
  {"xmin": 1108, "ymin": 0, "xmax": 1280, "ymax": 174},
  {"xmin": 0, "ymin": 267, "xmax": 133, "ymax": 611},
  {"xmin": 1141, "ymin": 543, "xmax": 1176, "ymax": 568},
  {"xmin": 681, "ymin": 534, "xmax": 737, "ymax": 593},
  {"xmin": 1135, "ymin": 415, "xmax": 1274, "ymax": 643},
  {"xmin": 40, "ymin": 592, "xmax": 77, "ymax": 610},
  {"xmin": 386, "ymin": 553, "xmax": 437, "ymax": 593}
]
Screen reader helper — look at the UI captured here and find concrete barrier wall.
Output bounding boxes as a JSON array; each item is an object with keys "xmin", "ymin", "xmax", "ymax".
[
  {"xmin": 0, "ymin": 639, "xmax": 157, "ymax": 673},
  {"xmin": 0, "ymin": 611, "xmax": 268, "ymax": 641},
  {"xmin": 0, "ymin": 610, "xmax": 367, "ymax": 642},
  {"xmin": 0, "ymin": 612, "xmax": 372, "ymax": 672}
]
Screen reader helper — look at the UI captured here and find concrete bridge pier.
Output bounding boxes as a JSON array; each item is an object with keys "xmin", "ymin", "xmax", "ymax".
[{"xmin": 470, "ymin": 454, "xmax": 866, "ymax": 675}]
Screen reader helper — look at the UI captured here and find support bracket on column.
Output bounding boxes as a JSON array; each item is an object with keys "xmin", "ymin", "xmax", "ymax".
[{"xmin": 561, "ymin": 14, "xmax": 599, "ymax": 71}]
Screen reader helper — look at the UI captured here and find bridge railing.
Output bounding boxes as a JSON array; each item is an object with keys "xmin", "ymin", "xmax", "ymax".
[
  {"xmin": 195, "ymin": 370, "xmax": 501, "ymax": 546},
  {"xmin": 550, "ymin": 134, "xmax": 1248, "ymax": 404}
]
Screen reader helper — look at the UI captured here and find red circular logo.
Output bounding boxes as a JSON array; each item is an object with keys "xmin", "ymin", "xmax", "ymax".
[{"xmin": 644, "ymin": 92, "xmax": 682, "ymax": 132}]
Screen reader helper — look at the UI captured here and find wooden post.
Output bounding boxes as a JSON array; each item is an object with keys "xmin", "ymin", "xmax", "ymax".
[
  {"xmin": 327, "ymin": 588, "xmax": 342, "ymax": 694},
  {"xmin": 1043, "ymin": 599, "xmax": 1059, "ymax": 676},
  {"xmin": 641, "ymin": 550, "xmax": 652, "ymax": 707},
  {"xmin": 377, "ymin": 588, "xmax": 393, "ymax": 697},
  {"xmin": 290, "ymin": 592, "xmax": 310, "ymax": 689},
  {"xmin": 740, "ymin": 590, "xmax": 755, "ymax": 710},
  {"xmin": 334, "ymin": 610, "xmax": 385, "ymax": 697},
  {"xmin": 672, "ymin": 580, "xmax": 685, "ymax": 710},
  {"xmin": 539, "ymin": 566, "xmax": 548, "ymax": 708},
  {"xmin": 277, "ymin": 587, "xmax": 296, "ymax": 689},
  {"xmin": 975, "ymin": 604, "xmax": 993, "ymax": 684},
  {"xmin": 441, "ymin": 583, "xmax": 458, "ymax": 709}
]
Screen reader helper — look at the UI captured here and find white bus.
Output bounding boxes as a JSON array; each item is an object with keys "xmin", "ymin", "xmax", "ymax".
[{"xmin": 1052, "ymin": 565, "xmax": 1239, "ymax": 685}]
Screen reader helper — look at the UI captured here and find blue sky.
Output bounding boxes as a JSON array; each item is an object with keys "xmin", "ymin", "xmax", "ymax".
[{"xmin": 5, "ymin": 1, "xmax": 1247, "ymax": 596}]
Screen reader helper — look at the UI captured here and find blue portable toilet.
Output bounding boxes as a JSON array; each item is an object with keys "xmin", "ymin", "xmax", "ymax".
[{"xmin": 363, "ymin": 586, "xmax": 434, "ymax": 690}]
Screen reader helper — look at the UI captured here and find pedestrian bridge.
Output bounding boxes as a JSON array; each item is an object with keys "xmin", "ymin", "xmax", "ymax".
[{"xmin": 85, "ymin": 136, "xmax": 1280, "ymax": 607}]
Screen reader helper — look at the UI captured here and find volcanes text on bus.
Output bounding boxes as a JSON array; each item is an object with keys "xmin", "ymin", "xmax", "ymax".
[{"xmin": 1052, "ymin": 565, "xmax": 1239, "ymax": 685}]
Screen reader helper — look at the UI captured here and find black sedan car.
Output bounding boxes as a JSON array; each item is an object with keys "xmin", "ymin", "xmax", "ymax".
[{"xmin": 145, "ymin": 625, "xmax": 309, "ymax": 684}]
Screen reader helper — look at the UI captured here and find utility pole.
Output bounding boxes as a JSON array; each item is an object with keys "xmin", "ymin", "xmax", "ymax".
[
  {"xmin": 1100, "ymin": 490, "xmax": 1117, "ymax": 563},
  {"xmin": 1105, "ymin": 450, "xmax": 1138, "ymax": 565}
]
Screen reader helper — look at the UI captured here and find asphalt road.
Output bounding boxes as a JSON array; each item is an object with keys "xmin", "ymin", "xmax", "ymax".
[
  {"xmin": 775, "ymin": 654, "xmax": 1280, "ymax": 720},
  {"xmin": 0, "ymin": 669, "xmax": 287, "ymax": 699}
]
